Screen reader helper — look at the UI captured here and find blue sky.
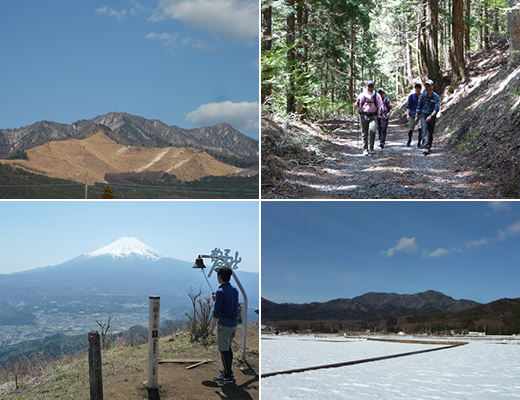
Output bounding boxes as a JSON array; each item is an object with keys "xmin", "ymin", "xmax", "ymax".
[
  {"xmin": 262, "ymin": 201, "xmax": 520, "ymax": 304},
  {"xmin": 0, "ymin": 0, "xmax": 259, "ymax": 138},
  {"xmin": 0, "ymin": 200, "xmax": 259, "ymax": 274}
]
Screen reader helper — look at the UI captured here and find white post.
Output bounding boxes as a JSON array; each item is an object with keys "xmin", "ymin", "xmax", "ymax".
[
  {"xmin": 147, "ymin": 296, "xmax": 160, "ymax": 389},
  {"xmin": 85, "ymin": 172, "xmax": 88, "ymax": 200}
]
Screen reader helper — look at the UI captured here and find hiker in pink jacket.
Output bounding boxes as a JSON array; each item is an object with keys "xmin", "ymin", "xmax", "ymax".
[{"xmin": 354, "ymin": 80, "xmax": 384, "ymax": 156}]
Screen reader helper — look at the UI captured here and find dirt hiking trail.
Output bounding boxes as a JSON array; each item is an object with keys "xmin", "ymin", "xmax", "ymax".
[{"xmin": 262, "ymin": 119, "xmax": 497, "ymax": 199}]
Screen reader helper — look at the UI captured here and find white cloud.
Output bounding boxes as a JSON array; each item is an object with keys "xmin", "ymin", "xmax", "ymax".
[
  {"xmin": 152, "ymin": 0, "xmax": 258, "ymax": 43},
  {"xmin": 146, "ymin": 32, "xmax": 182, "ymax": 55},
  {"xmin": 190, "ymin": 39, "xmax": 217, "ymax": 52},
  {"xmin": 422, "ymin": 247, "xmax": 462, "ymax": 258},
  {"xmin": 146, "ymin": 32, "xmax": 177, "ymax": 41},
  {"xmin": 249, "ymin": 58, "xmax": 259, "ymax": 69},
  {"xmin": 488, "ymin": 201, "xmax": 511, "ymax": 212},
  {"xmin": 497, "ymin": 219, "xmax": 520, "ymax": 241},
  {"xmin": 383, "ymin": 237, "xmax": 418, "ymax": 257},
  {"xmin": 185, "ymin": 101, "xmax": 259, "ymax": 135},
  {"xmin": 465, "ymin": 237, "xmax": 488, "ymax": 248},
  {"xmin": 505, "ymin": 219, "xmax": 520, "ymax": 236},
  {"xmin": 95, "ymin": 6, "xmax": 128, "ymax": 20},
  {"xmin": 146, "ymin": 32, "xmax": 216, "ymax": 54}
]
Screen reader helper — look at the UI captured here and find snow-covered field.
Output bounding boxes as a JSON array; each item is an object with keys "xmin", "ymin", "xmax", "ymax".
[{"xmin": 261, "ymin": 334, "xmax": 520, "ymax": 399}]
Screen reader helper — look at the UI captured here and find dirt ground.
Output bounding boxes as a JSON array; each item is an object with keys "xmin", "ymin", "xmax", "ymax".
[
  {"xmin": 262, "ymin": 118, "xmax": 497, "ymax": 199},
  {"xmin": 83, "ymin": 327, "xmax": 259, "ymax": 400},
  {"xmin": 0, "ymin": 328, "xmax": 258, "ymax": 400}
]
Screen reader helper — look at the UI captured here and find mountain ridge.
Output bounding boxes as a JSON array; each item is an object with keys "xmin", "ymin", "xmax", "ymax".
[
  {"xmin": 262, "ymin": 290, "xmax": 481, "ymax": 321},
  {"xmin": 0, "ymin": 130, "xmax": 244, "ymax": 183},
  {"xmin": 0, "ymin": 111, "xmax": 259, "ymax": 162}
]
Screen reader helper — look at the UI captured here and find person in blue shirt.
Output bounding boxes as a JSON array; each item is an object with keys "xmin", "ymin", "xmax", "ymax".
[
  {"xmin": 209, "ymin": 266, "xmax": 239, "ymax": 384},
  {"xmin": 406, "ymin": 83, "xmax": 423, "ymax": 147},
  {"xmin": 414, "ymin": 79, "xmax": 440, "ymax": 155}
]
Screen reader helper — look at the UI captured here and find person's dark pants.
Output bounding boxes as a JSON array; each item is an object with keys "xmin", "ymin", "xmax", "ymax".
[
  {"xmin": 419, "ymin": 114, "xmax": 436, "ymax": 149},
  {"xmin": 359, "ymin": 114, "xmax": 377, "ymax": 151},
  {"xmin": 221, "ymin": 348, "xmax": 233, "ymax": 377},
  {"xmin": 378, "ymin": 118, "xmax": 388, "ymax": 145}
]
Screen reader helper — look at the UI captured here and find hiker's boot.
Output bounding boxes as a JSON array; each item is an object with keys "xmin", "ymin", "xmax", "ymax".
[
  {"xmin": 218, "ymin": 369, "xmax": 234, "ymax": 378},
  {"xmin": 213, "ymin": 374, "xmax": 235, "ymax": 384},
  {"xmin": 363, "ymin": 149, "xmax": 369, "ymax": 156}
]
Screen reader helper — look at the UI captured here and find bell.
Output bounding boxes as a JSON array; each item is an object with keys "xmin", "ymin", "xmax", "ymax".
[{"xmin": 192, "ymin": 257, "xmax": 206, "ymax": 269}]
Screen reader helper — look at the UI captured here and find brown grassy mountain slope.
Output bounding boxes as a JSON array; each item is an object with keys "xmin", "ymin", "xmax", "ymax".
[{"xmin": 0, "ymin": 131, "xmax": 243, "ymax": 183}]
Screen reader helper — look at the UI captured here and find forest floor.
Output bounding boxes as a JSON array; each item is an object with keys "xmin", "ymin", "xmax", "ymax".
[{"xmin": 261, "ymin": 118, "xmax": 496, "ymax": 199}]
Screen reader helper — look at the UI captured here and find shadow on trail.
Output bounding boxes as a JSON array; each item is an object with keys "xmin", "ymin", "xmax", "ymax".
[{"xmin": 272, "ymin": 121, "xmax": 495, "ymax": 199}]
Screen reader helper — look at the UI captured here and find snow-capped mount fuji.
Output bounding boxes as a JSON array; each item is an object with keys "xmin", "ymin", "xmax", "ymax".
[
  {"xmin": 0, "ymin": 237, "xmax": 259, "ymax": 312},
  {"xmin": 83, "ymin": 237, "xmax": 166, "ymax": 261}
]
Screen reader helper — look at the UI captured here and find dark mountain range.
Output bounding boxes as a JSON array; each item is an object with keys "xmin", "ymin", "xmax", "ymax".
[
  {"xmin": 0, "ymin": 112, "xmax": 258, "ymax": 162},
  {"xmin": 0, "ymin": 238, "xmax": 259, "ymax": 311},
  {"xmin": 262, "ymin": 290, "xmax": 480, "ymax": 321}
]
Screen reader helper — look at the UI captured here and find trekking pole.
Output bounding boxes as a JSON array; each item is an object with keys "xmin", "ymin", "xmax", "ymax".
[{"xmin": 357, "ymin": 116, "xmax": 360, "ymax": 150}]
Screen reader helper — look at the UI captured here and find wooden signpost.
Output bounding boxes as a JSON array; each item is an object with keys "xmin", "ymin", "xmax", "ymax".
[
  {"xmin": 88, "ymin": 331, "xmax": 103, "ymax": 400},
  {"xmin": 147, "ymin": 296, "xmax": 160, "ymax": 389}
]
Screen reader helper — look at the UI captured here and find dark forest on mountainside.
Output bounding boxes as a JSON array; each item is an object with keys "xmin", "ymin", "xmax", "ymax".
[
  {"xmin": 0, "ymin": 163, "xmax": 258, "ymax": 199},
  {"xmin": 261, "ymin": 0, "xmax": 520, "ymax": 199},
  {"xmin": 263, "ymin": 297, "xmax": 520, "ymax": 335}
]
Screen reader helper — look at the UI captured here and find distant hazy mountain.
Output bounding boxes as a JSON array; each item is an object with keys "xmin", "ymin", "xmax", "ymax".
[
  {"xmin": 262, "ymin": 290, "xmax": 481, "ymax": 321},
  {"xmin": 0, "ymin": 111, "xmax": 258, "ymax": 161},
  {"xmin": 0, "ymin": 237, "xmax": 259, "ymax": 309}
]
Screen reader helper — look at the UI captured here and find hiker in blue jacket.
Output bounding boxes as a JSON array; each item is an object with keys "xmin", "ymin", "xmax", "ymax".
[
  {"xmin": 415, "ymin": 79, "xmax": 440, "ymax": 155},
  {"xmin": 406, "ymin": 83, "xmax": 423, "ymax": 147},
  {"xmin": 209, "ymin": 266, "xmax": 239, "ymax": 384}
]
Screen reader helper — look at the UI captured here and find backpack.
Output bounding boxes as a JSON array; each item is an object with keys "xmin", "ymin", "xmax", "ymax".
[
  {"xmin": 381, "ymin": 98, "xmax": 390, "ymax": 113},
  {"xmin": 359, "ymin": 92, "xmax": 377, "ymax": 111}
]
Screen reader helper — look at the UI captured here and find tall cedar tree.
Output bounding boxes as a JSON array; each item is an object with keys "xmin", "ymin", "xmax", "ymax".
[
  {"xmin": 451, "ymin": 0, "xmax": 466, "ymax": 80},
  {"xmin": 94, "ymin": 183, "xmax": 116, "ymax": 201},
  {"xmin": 509, "ymin": 0, "xmax": 520, "ymax": 64}
]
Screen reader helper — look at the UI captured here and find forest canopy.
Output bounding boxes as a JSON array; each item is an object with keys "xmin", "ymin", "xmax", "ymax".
[{"xmin": 262, "ymin": 0, "xmax": 517, "ymax": 121}]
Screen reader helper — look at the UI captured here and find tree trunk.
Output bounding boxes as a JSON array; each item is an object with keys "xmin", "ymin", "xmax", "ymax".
[
  {"xmin": 400, "ymin": 66, "xmax": 407, "ymax": 97},
  {"xmin": 446, "ymin": 0, "xmax": 452, "ymax": 69},
  {"xmin": 465, "ymin": 0, "xmax": 471, "ymax": 58},
  {"xmin": 509, "ymin": 0, "xmax": 520, "ymax": 65},
  {"xmin": 484, "ymin": 0, "xmax": 489, "ymax": 49},
  {"xmin": 418, "ymin": 1, "xmax": 428, "ymax": 79},
  {"xmin": 261, "ymin": 3, "xmax": 272, "ymax": 105},
  {"xmin": 405, "ymin": 13, "xmax": 414, "ymax": 86},
  {"xmin": 286, "ymin": 0, "xmax": 296, "ymax": 114},
  {"xmin": 296, "ymin": 0, "xmax": 308, "ymax": 116},
  {"xmin": 349, "ymin": 18, "xmax": 355, "ymax": 102},
  {"xmin": 493, "ymin": 6, "xmax": 500, "ymax": 34},
  {"xmin": 451, "ymin": 0, "xmax": 466, "ymax": 80},
  {"xmin": 426, "ymin": 0, "xmax": 441, "ymax": 81},
  {"xmin": 478, "ymin": 3, "xmax": 483, "ymax": 50}
]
